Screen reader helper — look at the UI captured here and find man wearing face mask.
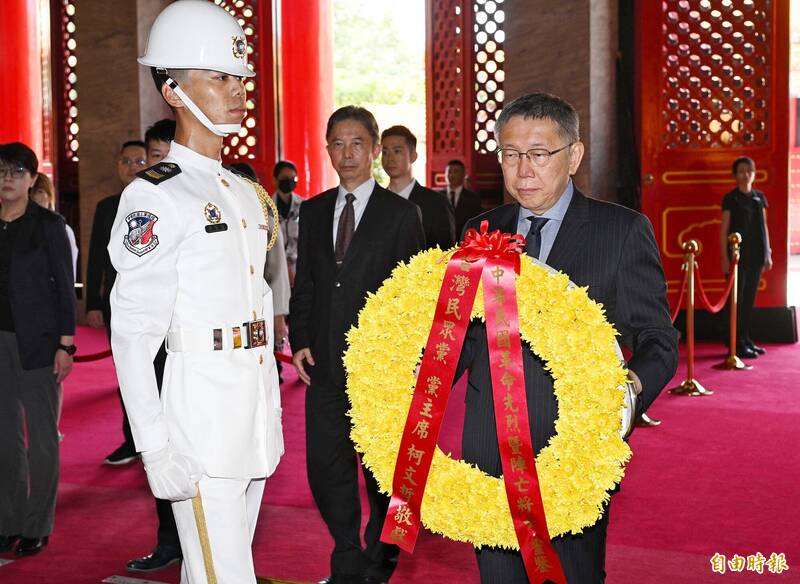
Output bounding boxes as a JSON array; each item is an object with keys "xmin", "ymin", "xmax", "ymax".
[
  {"xmin": 272, "ymin": 160, "xmax": 303, "ymax": 287},
  {"xmin": 109, "ymin": 2, "xmax": 283, "ymax": 582}
]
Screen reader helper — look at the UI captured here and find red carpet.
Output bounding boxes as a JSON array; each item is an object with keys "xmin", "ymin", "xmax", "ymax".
[{"xmin": 0, "ymin": 326, "xmax": 797, "ymax": 583}]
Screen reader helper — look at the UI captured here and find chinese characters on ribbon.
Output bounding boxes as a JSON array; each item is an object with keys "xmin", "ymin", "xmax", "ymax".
[{"xmin": 380, "ymin": 222, "xmax": 567, "ymax": 584}]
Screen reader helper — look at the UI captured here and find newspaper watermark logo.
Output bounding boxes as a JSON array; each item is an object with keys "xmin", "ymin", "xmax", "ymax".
[{"xmin": 710, "ymin": 552, "xmax": 789, "ymax": 575}]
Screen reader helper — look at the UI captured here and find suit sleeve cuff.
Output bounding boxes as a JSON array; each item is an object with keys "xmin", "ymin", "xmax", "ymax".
[{"xmin": 130, "ymin": 418, "xmax": 170, "ymax": 454}]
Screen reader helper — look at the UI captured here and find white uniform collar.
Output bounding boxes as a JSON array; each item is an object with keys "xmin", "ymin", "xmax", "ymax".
[{"xmin": 167, "ymin": 141, "xmax": 224, "ymax": 174}]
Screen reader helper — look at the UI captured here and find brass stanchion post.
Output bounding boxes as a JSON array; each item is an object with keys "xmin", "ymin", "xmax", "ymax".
[
  {"xmin": 713, "ymin": 232, "xmax": 751, "ymax": 371},
  {"xmin": 670, "ymin": 240, "xmax": 713, "ymax": 396}
]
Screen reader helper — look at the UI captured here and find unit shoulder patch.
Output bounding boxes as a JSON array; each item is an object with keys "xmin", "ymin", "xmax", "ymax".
[{"xmin": 137, "ymin": 162, "xmax": 182, "ymax": 185}]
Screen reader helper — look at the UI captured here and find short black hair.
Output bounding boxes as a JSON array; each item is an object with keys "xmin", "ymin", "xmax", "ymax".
[
  {"xmin": 0, "ymin": 142, "xmax": 38, "ymax": 176},
  {"xmin": 381, "ymin": 125, "xmax": 417, "ymax": 152},
  {"xmin": 273, "ymin": 160, "xmax": 297, "ymax": 179},
  {"xmin": 150, "ymin": 67, "xmax": 191, "ymax": 94},
  {"xmin": 145, "ymin": 119, "xmax": 176, "ymax": 148},
  {"xmin": 229, "ymin": 162, "xmax": 258, "ymax": 181},
  {"xmin": 495, "ymin": 92, "xmax": 580, "ymax": 145},
  {"xmin": 121, "ymin": 140, "xmax": 146, "ymax": 153},
  {"xmin": 326, "ymin": 105, "xmax": 380, "ymax": 145},
  {"xmin": 732, "ymin": 156, "xmax": 755, "ymax": 175},
  {"xmin": 446, "ymin": 159, "xmax": 465, "ymax": 169}
]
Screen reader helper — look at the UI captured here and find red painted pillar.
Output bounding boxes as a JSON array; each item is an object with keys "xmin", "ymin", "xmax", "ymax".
[
  {"xmin": 280, "ymin": 0, "xmax": 334, "ymax": 197},
  {"xmin": 0, "ymin": 0, "xmax": 44, "ymax": 160}
]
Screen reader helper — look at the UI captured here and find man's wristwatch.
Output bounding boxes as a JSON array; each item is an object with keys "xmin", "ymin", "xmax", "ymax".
[{"xmin": 57, "ymin": 343, "xmax": 77, "ymax": 356}]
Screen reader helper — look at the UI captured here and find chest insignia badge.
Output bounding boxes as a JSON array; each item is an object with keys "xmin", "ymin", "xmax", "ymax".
[{"xmin": 204, "ymin": 202, "xmax": 222, "ymax": 224}]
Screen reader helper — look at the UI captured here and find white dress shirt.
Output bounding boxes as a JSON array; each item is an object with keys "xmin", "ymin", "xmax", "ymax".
[
  {"xmin": 447, "ymin": 185, "xmax": 463, "ymax": 207},
  {"xmin": 332, "ymin": 177, "xmax": 375, "ymax": 246},
  {"xmin": 394, "ymin": 179, "xmax": 416, "ymax": 200}
]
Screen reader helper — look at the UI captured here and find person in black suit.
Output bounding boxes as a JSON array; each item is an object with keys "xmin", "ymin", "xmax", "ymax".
[
  {"xmin": 122, "ymin": 119, "xmax": 183, "ymax": 574},
  {"xmin": 454, "ymin": 93, "xmax": 678, "ymax": 583},
  {"xmin": 85, "ymin": 139, "xmax": 147, "ymax": 466},
  {"xmin": 290, "ymin": 106, "xmax": 424, "ymax": 584},
  {"xmin": 440, "ymin": 159, "xmax": 482, "ymax": 237},
  {"xmin": 380, "ymin": 125, "xmax": 455, "ymax": 249},
  {"xmin": 0, "ymin": 142, "xmax": 76, "ymax": 556},
  {"xmin": 719, "ymin": 156, "xmax": 772, "ymax": 359}
]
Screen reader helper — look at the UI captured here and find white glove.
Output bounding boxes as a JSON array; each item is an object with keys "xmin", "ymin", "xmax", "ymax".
[{"xmin": 141, "ymin": 444, "xmax": 203, "ymax": 501}]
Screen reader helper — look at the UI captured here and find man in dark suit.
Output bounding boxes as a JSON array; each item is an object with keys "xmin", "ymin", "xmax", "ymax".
[
  {"xmin": 85, "ymin": 139, "xmax": 147, "ymax": 466},
  {"xmin": 440, "ymin": 158, "xmax": 482, "ymax": 237},
  {"xmin": 454, "ymin": 93, "xmax": 678, "ymax": 583},
  {"xmin": 290, "ymin": 106, "xmax": 424, "ymax": 584},
  {"xmin": 380, "ymin": 125, "xmax": 455, "ymax": 250}
]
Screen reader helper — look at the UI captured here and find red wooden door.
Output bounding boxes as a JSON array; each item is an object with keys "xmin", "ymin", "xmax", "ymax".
[
  {"xmin": 426, "ymin": 0, "xmax": 504, "ymax": 203},
  {"xmin": 638, "ymin": 0, "xmax": 790, "ymax": 309}
]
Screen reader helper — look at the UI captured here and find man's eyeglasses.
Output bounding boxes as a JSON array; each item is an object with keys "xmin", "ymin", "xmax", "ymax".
[
  {"xmin": 495, "ymin": 143, "xmax": 573, "ymax": 167},
  {"xmin": 0, "ymin": 166, "xmax": 28, "ymax": 179},
  {"xmin": 120, "ymin": 157, "xmax": 147, "ymax": 167}
]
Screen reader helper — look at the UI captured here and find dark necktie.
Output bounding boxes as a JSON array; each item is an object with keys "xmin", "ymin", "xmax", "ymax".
[
  {"xmin": 525, "ymin": 216, "xmax": 550, "ymax": 259},
  {"xmin": 335, "ymin": 193, "xmax": 356, "ymax": 265},
  {"xmin": 449, "ymin": 190, "xmax": 457, "ymax": 208}
]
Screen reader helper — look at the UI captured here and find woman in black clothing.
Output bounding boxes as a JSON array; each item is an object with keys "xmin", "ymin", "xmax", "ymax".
[
  {"xmin": 720, "ymin": 156, "xmax": 773, "ymax": 359},
  {"xmin": 0, "ymin": 142, "xmax": 76, "ymax": 556}
]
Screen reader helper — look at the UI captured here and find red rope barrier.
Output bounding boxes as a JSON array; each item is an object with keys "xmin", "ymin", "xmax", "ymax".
[
  {"xmin": 73, "ymin": 349, "xmax": 113, "ymax": 363},
  {"xmin": 670, "ymin": 264, "xmax": 689, "ymax": 324},
  {"xmin": 694, "ymin": 259, "xmax": 737, "ymax": 314}
]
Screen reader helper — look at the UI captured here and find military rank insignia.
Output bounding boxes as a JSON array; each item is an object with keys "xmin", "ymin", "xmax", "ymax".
[
  {"xmin": 232, "ymin": 35, "xmax": 247, "ymax": 60},
  {"xmin": 137, "ymin": 162, "xmax": 182, "ymax": 185},
  {"xmin": 204, "ymin": 202, "xmax": 222, "ymax": 224},
  {"xmin": 123, "ymin": 211, "xmax": 159, "ymax": 256}
]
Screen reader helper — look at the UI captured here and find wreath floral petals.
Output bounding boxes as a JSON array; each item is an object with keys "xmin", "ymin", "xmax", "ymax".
[{"xmin": 344, "ymin": 248, "xmax": 631, "ymax": 548}]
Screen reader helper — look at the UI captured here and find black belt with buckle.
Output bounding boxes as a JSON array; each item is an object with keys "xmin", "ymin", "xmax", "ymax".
[{"xmin": 212, "ymin": 319, "xmax": 268, "ymax": 350}]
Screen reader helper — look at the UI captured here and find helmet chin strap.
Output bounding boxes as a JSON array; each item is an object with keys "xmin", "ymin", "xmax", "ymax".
[{"xmin": 165, "ymin": 77, "xmax": 241, "ymax": 137}]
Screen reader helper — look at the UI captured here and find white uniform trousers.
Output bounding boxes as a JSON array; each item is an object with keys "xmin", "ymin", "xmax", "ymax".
[{"xmin": 172, "ymin": 475, "xmax": 265, "ymax": 584}]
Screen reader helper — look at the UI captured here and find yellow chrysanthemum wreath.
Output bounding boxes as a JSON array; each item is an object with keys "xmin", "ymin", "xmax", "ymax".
[{"xmin": 344, "ymin": 248, "xmax": 631, "ymax": 548}]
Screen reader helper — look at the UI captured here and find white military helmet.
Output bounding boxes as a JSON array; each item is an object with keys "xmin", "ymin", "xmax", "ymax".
[
  {"xmin": 139, "ymin": 0, "xmax": 254, "ymax": 136},
  {"xmin": 139, "ymin": 0, "xmax": 255, "ymax": 78}
]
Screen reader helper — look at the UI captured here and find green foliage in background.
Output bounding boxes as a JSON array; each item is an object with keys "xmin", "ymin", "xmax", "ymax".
[{"xmin": 333, "ymin": 0, "xmax": 425, "ymax": 108}]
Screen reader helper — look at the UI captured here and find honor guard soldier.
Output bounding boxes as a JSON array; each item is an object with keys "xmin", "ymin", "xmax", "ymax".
[{"xmin": 108, "ymin": 2, "xmax": 283, "ymax": 582}]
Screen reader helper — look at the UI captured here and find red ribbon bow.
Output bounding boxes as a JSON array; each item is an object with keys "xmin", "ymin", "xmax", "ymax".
[{"xmin": 460, "ymin": 220, "xmax": 526, "ymax": 262}]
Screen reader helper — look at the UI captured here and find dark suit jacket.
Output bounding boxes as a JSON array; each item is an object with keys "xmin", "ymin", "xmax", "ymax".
[
  {"xmin": 290, "ymin": 184, "xmax": 425, "ymax": 387},
  {"xmin": 440, "ymin": 187, "xmax": 482, "ymax": 238},
  {"xmin": 86, "ymin": 193, "xmax": 121, "ymax": 313},
  {"xmin": 7, "ymin": 202, "xmax": 76, "ymax": 370},
  {"xmin": 456, "ymin": 190, "xmax": 678, "ymax": 476},
  {"xmin": 408, "ymin": 182, "xmax": 455, "ymax": 250}
]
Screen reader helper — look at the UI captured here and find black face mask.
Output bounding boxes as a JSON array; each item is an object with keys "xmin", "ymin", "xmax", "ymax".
[{"xmin": 278, "ymin": 178, "xmax": 296, "ymax": 193}]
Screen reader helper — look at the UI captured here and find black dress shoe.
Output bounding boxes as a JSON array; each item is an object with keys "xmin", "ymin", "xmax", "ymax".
[
  {"xmin": 317, "ymin": 575, "xmax": 363, "ymax": 584},
  {"xmin": 15, "ymin": 536, "xmax": 48, "ymax": 556},
  {"xmin": 736, "ymin": 344, "xmax": 758, "ymax": 359},
  {"xmin": 126, "ymin": 545, "xmax": 182, "ymax": 572},
  {"xmin": 0, "ymin": 534, "xmax": 20, "ymax": 552},
  {"xmin": 746, "ymin": 340, "xmax": 766, "ymax": 355},
  {"xmin": 104, "ymin": 443, "xmax": 139, "ymax": 465},
  {"xmin": 635, "ymin": 413, "xmax": 662, "ymax": 427}
]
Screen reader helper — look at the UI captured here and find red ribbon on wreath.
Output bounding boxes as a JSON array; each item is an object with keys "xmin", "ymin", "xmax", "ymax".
[{"xmin": 380, "ymin": 220, "xmax": 566, "ymax": 584}]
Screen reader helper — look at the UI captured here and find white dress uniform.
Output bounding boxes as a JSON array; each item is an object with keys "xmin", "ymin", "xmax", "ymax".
[{"xmin": 109, "ymin": 140, "xmax": 283, "ymax": 583}]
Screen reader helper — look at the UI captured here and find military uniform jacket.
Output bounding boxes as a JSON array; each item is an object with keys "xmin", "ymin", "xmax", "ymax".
[{"xmin": 109, "ymin": 141, "xmax": 283, "ymax": 479}]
